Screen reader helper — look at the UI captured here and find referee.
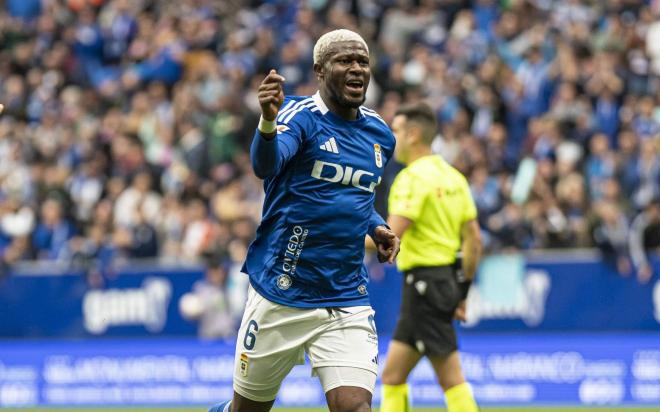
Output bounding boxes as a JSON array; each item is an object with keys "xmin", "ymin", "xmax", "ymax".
[{"xmin": 380, "ymin": 102, "xmax": 482, "ymax": 412}]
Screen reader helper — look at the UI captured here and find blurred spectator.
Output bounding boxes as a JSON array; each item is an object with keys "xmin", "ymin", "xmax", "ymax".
[
  {"xmin": 179, "ymin": 255, "xmax": 236, "ymax": 339},
  {"xmin": 470, "ymin": 165, "xmax": 502, "ymax": 227},
  {"xmin": 7, "ymin": 0, "xmax": 41, "ymax": 21},
  {"xmin": 585, "ymin": 133, "xmax": 617, "ymax": 201},
  {"xmin": 181, "ymin": 198, "xmax": 214, "ymax": 259},
  {"xmin": 113, "ymin": 170, "xmax": 161, "ymax": 228},
  {"xmin": 32, "ymin": 198, "xmax": 76, "ymax": 260},
  {"xmin": 629, "ymin": 200, "xmax": 660, "ymax": 284},
  {"xmin": 628, "ymin": 138, "xmax": 660, "ymax": 210},
  {"xmin": 0, "ymin": 0, "xmax": 657, "ymax": 280},
  {"xmin": 592, "ymin": 201, "xmax": 632, "ymax": 277}
]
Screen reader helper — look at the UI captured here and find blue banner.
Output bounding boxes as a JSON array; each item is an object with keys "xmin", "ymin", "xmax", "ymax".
[
  {"xmin": 368, "ymin": 252, "xmax": 660, "ymax": 334},
  {"xmin": 0, "ymin": 253, "xmax": 658, "ymax": 338},
  {"xmin": 461, "ymin": 253, "xmax": 660, "ymax": 331},
  {"xmin": 0, "ymin": 334, "xmax": 658, "ymax": 408},
  {"xmin": 0, "ymin": 266, "xmax": 205, "ymax": 337}
]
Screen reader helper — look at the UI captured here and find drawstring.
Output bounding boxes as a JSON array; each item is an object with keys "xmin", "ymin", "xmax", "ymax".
[{"xmin": 326, "ymin": 307, "xmax": 350, "ymax": 318}]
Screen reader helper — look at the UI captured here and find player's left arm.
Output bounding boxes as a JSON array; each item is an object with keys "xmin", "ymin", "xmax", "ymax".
[{"xmin": 367, "ymin": 134, "xmax": 401, "ymax": 263}]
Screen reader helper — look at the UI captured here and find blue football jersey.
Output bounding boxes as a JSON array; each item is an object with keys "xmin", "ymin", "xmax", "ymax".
[{"xmin": 242, "ymin": 92, "xmax": 395, "ymax": 308}]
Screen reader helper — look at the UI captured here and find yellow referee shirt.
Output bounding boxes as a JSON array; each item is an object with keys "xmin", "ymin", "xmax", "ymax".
[{"xmin": 388, "ymin": 155, "xmax": 477, "ymax": 272}]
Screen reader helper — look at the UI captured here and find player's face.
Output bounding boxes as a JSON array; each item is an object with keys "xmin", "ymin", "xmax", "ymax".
[
  {"xmin": 318, "ymin": 41, "xmax": 370, "ymax": 109},
  {"xmin": 391, "ymin": 114, "xmax": 410, "ymax": 164}
]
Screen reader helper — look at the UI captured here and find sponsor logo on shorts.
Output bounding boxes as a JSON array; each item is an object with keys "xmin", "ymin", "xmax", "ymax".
[
  {"xmin": 239, "ymin": 353, "xmax": 249, "ymax": 377},
  {"xmin": 277, "ymin": 275, "xmax": 292, "ymax": 290},
  {"xmin": 374, "ymin": 143, "xmax": 383, "ymax": 168},
  {"xmin": 282, "ymin": 225, "xmax": 308, "ymax": 276},
  {"xmin": 358, "ymin": 284, "xmax": 367, "ymax": 295}
]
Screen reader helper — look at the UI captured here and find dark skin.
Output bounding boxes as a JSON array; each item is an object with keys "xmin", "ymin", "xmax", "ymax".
[
  {"xmin": 256, "ymin": 41, "xmax": 399, "ymax": 264},
  {"xmin": 257, "ymin": 41, "xmax": 371, "ymax": 123},
  {"xmin": 226, "ymin": 43, "xmax": 398, "ymax": 412},
  {"xmin": 313, "ymin": 41, "xmax": 371, "ymax": 120}
]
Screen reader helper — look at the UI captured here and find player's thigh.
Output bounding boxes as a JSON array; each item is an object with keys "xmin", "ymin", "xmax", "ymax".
[
  {"xmin": 325, "ymin": 384, "xmax": 372, "ymax": 412},
  {"xmin": 232, "ymin": 286, "xmax": 307, "ymax": 402},
  {"xmin": 306, "ymin": 306, "xmax": 379, "ymax": 393},
  {"xmin": 428, "ymin": 350, "xmax": 467, "ymax": 392},
  {"xmin": 231, "ymin": 391, "xmax": 275, "ymax": 412},
  {"xmin": 381, "ymin": 340, "xmax": 423, "ymax": 385}
]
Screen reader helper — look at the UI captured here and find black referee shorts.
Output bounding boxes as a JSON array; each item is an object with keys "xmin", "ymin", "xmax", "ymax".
[{"xmin": 392, "ymin": 265, "xmax": 461, "ymax": 357}]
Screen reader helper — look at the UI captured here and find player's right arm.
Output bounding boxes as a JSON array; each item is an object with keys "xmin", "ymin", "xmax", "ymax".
[{"xmin": 250, "ymin": 70, "xmax": 303, "ymax": 179}]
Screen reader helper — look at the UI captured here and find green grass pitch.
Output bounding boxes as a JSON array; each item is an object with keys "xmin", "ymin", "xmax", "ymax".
[{"xmin": 4, "ymin": 408, "xmax": 659, "ymax": 412}]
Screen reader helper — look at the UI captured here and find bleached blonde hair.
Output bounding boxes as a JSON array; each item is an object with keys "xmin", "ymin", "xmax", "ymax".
[{"xmin": 313, "ymin": 29, "xmax": 369, "ymax": 65}]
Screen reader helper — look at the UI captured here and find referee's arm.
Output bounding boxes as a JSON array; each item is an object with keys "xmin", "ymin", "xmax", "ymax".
[
  {"xmin": 386, "ymin": 215, "xmax": 412, "ymax": 239},
  {"xmin": 460, "ymin": 219, "xmax": 482, "ymax": 281}
]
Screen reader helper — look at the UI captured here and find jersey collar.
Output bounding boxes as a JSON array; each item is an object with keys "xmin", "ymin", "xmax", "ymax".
[
  {"xmin": 312, "ymin": 91, "xmax": 329, "ymax": 115},
  {"xmin": 313, "ymin": 91, "xmax": 366, "ymax": 123}
]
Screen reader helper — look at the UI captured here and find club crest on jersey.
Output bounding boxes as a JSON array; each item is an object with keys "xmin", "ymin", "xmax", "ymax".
[
  {"xmin": 277, "ymin": 274, "xmax": 292, "ymax": 290},
  {"xmin": 374, "ymin": 144, "xmax": 383, "ymax": 168}
]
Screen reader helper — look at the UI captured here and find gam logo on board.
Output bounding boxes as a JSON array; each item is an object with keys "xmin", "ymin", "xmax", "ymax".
[
  {"xmin": 463, "ymin": 264, "xmax": 551, "ymax": 328},
  {"xmin": 82, "ymin": 277, "xmax": 172, "ymax": 334}
]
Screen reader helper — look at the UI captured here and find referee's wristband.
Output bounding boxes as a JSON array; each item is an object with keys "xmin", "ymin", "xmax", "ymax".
[
  {"xmin": 258, "ymin": 116, "xmax": 277, "ymax": 134},
  {"xmin": 458, "ymin": 279, "xmax": 472, "ymax": 300}
]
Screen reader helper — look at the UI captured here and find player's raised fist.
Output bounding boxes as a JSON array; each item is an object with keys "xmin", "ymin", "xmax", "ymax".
[{"xmin": 258, "ymin": 69, "xmax": 285, "ymax": 121}]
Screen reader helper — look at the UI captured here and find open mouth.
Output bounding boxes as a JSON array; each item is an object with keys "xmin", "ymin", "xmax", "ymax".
[{"xmin": 345, "ymin": 79, "xmax": 364, "ymax": 93}]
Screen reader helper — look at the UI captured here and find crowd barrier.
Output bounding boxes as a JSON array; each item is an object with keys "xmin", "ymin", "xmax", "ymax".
[
  {"xmin": 1, "ymin": 252, "xmax": 658, "ymax": 337},
  {"xmin": 1, "ymin": 251, "xmax": 658, "ymax": 407}
]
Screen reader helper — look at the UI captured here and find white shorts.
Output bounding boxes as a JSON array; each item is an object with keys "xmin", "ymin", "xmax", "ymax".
[{"xmin": 233, "ymin": 285, "xmax": 379, "ymax": 402}]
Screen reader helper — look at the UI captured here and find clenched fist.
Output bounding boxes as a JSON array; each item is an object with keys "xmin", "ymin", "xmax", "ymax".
[{"xmin": 258, "ymin": 69, "xmax": 285, "ymax": 121}]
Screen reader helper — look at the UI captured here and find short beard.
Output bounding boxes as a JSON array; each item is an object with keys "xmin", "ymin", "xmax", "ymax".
[{"xmin": 337, "ymin": 93, "xmax": 365, "ymax": 108}]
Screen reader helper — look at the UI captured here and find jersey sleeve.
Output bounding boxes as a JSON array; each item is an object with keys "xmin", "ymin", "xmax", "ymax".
[
  {"xmin": 388, "ymin": 168, "xmax": 427, "ymax": 221},
  {"xmin": 367, "ymin": 208, "xmax": 388, "ymax": 238},
  {"xmin": 250, "ymin": 100, "xmax": 308, "ymax": 179},
  {"xmin": 460, "ymin": 175, "xmax": 478, "ymax": 222}
]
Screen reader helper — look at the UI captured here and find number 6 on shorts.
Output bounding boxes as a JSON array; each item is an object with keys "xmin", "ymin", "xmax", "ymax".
[{"xmin": 243, "ymin": 320, "xmax": 259, "ymax": 350}]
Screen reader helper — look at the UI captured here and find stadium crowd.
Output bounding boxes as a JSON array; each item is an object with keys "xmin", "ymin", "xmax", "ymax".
[{"xmin": 0, "ymin": 0, "xmax": 658, "ymax": 285}]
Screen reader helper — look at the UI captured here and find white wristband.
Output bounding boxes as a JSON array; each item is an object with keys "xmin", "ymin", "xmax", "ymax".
[{"xmin": 258, "ymin": 116, "xmax": 277, "ymax": 134}]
